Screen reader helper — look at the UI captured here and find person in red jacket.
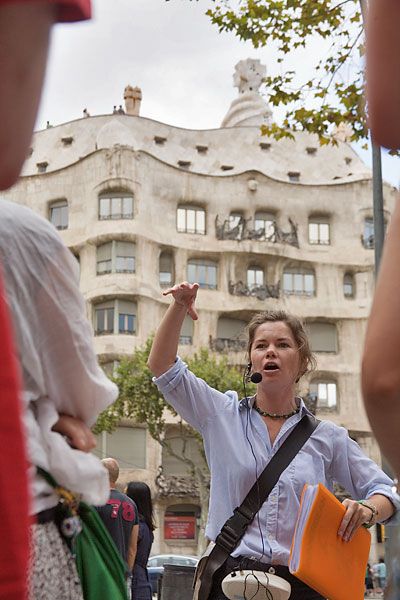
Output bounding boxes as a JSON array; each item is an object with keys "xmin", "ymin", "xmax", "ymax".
[{"xmin": 0, "ymin": 3, "xmax": 90, "ymax": 599}]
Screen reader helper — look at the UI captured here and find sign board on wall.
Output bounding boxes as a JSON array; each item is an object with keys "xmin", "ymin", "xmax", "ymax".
[{"xmin": 164, "ymin": 515, "xmax": 196, "ymax": 540}]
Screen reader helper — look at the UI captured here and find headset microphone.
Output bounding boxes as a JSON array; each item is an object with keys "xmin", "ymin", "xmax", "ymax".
[{"xmin": 250, "ymin": 372, "xmax": 262, "ymax": 384}]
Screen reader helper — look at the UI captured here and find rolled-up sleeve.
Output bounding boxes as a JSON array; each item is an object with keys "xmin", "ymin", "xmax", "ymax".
[
  {"xmin": 331, "ymin": 424, "xmax": 400, "ymax": 523},
  {"xmin": 153, "ymin": 357, "xmax": 237, "ymax": 432}
]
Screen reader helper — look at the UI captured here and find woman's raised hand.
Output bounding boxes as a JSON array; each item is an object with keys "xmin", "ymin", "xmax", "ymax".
[{"xmin": 163, "ymin": 281, "xmax": 199, "ymax": 320}]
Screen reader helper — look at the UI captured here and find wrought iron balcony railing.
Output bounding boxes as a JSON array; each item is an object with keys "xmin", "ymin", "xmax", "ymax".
[
  {"xmin": 228, "ymin": 280, "xmax": 280, "ymax": 300},
  {"xmin": 209, "ymin": 337, "xmax": 246, "ymax": 352},
  {"xmin": 215, "ymin": 215, "xmax": 299, "ymax": 248}
]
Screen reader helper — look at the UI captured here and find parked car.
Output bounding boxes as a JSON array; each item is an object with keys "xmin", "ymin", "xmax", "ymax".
[{"xmin": 147, "ymin": 554, "xmax": 199, "ymax": 595}]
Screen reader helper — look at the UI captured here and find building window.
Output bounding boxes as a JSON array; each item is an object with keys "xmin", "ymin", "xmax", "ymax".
[
  {"xmin": 362, "ymin": 217, "xmax": 374, "ymax": 249},
  {"xmin": 97, "ymin": 243, "xmax": 112, "ymax": 274},
  {"xmin": 115, "ymin": 241, "xmax": 136, "ymax": 273},
  {"xmin": 70, "ymin": 250, "xmax": 80, "ymax": 274},
  {"xmin": 229, "ymin": 212, "xmax": 243, "ymax": 229},
  {"xmin": 179, "ymin": 315, "xmax": 194, "ymax": 345},
  {"xmin": 94, "ymin": 299, "xmax": 136, "ymax": 335},
  {"xmin": 96, "ymin": 241, "xmax": 135, "ymax": 275},
  {"xmin": 196, "ymin": 145, "xmax": 208, "ymax": 154},
  {"xmin": 37, "ymin": 161, "xmax": 48, "ymax": 173},
  {"xmin": 343, "ymin": 273, "xmax": 355, "ymax": 298},
  {"xmin": 187, "ymin": 259, "xmax": 217, "ymax": 289},
  {"xmin": 308, "ymin": 217, "xmax": 330, "ymax": 245},
  {"xmin": 49, "ymin": 200, "xmax": 68, "ymax": 230},
  {"xmin": 212, "ymin": 317, "xmax": 247, "ymax": 351},
  {"xmin": 61, "ymin": 136, "xmax": 74, "ymax": 146},
  {"xmin": 93, "ymin": 426, "xmax": 146, "ymax": 469},
  {"xmin": 163, "ymin": 428, "xmax": 206, "ymax": 476},
  {"xmin": 307, "ymin": 322, "xmax": 338, "ymax": 353},
  {"xmin": 288, "ymin": 171, "xmax": 300, "ymax": 182},
  {"xmin": 283, "ymin": 267, "xmax": 315, "ymax": 296},
  {"xmin": 98, "ymin": 194, "xmax": 133, "ymax": 220},
  {"xmin": 159, "ymin": 251, "xmax": 174, "ymax": 287},
  {"xmin": 309, "ymin": 380, "xmax": 337, "ymax": 409},
  {"xmin": 177, "ymin": 205, "xmax": 206, "ymax": 235},
  {"xmin": 227, "ymin": 211, "xmax": 245, "ymax": 239},
  {"xmin": 247, "ymin": 266, "xmax": 264, "ymax": 290},
  {"xmin": 254, "ymin": 211, "xmax": 275, "ymax": 240},
  {"xmin": 95, "ymin": 301, "xmax": 114, "ymax": 334},
  {"xmin": 118, "ymin": 299, "xmax": 136, "ymax": 334},
  {"xmin": 177, "ymin": 160, "xmax": 191, "ymax": 169}
]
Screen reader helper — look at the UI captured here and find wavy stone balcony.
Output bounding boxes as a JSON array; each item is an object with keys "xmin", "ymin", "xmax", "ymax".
[
  {"xmin": 228, "ymin": 280, "xmax": 280, "ymax": 300},
  {"xmin": 215, "ymin": 215, "xmax": 299, "ymax": 248},
  {"xmin": 209, "ymin": 337, "xmax": 246, "ymax": 353}
]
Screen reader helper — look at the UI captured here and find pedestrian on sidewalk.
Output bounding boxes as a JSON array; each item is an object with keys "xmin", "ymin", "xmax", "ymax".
[
  {"xmin": 365, "ymin": 563, "xmax": 374, "ymax": 597},
  {"xmin": 126, "ymin": 482, "xmax": 155, "ymax": 600},
  {"xmin": 373, "ymin": 558, "xmax": 387, "ymax": 595},
  {"xmin": 95, "ymin": 458, "xmax": 139, "ymax": 587}
]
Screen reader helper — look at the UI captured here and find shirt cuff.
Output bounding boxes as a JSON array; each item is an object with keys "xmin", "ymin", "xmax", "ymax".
[
  {"xmin": 367, "ymin": 486, "xmax": 400, "ymax": 525},
  {"xmin": 152, "ymin": 356, "xmax": 187, "ymax": 394}
]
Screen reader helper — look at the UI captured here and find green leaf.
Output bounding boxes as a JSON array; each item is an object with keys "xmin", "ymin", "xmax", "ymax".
[{"xmin": 208, "ymin": 0, "xmax": 368, "ymax": 143}]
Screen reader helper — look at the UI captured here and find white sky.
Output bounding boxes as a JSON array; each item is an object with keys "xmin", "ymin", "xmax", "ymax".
[{"xmin": 37, "ymin": 0, "xmax": 400, "ymax": 187}]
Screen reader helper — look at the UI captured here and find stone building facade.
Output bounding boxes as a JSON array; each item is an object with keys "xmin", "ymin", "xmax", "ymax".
[{"xmin": 2, "ymin": 60, "xmax": 395, "ymax": 558}]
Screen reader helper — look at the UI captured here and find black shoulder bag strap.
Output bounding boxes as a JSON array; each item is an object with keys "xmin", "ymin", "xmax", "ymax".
[{"xmin": 197, "ymin": 413, "xmax": 320, "ymax": 600}]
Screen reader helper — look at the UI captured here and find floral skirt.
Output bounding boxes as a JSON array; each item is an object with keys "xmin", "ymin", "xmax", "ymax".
[{"xmin": 29, "ymin": 521, "xmax": 83, "ymax": 600}]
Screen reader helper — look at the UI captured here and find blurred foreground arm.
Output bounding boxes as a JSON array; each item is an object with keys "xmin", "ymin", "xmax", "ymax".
[
  {"xmin": 362, "ymin": 199, "xmax": 400, "ymax": 479},
  {"xmin": 0, "ymin": 2, "xmax": 56, "ymax": 190},
  {"xmin": 366, "ymin": 0, "xmax": 400, "ymax": 149},
  {"xmin": 147, "ymin": 282, "xmax": 199, "ymax": 377}
]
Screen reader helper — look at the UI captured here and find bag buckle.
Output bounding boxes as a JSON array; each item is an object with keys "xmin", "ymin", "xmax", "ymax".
[{"xmin": 215, "ymin": 506, "xmax": 253, "ymax": 553}]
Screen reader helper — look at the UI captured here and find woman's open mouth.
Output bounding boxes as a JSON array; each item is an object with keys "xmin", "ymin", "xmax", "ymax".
[{"xmin": 264, "ymin": 362, "xmax": 279, "ymax": 371}]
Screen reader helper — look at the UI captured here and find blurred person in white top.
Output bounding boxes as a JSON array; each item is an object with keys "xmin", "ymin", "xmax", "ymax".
[{"xmin": 0, "ymin": 199, "xmax": 118, "ymax": 598}]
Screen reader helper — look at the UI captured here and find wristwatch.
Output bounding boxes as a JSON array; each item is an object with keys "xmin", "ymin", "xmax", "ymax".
[{"xmin": 357, "ymin": 499, "xmax": 378, "ymax": 528}]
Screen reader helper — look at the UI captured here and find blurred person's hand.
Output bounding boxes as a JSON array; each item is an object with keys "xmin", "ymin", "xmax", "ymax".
[{"xmin": 52, "ymin": 413, "xmax": 96, "ymax": 452}]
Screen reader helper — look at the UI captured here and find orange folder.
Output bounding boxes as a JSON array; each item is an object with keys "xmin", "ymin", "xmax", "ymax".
[{"xmin": 289, "ymin": 483, "xmax": 371, "ymax": 600}]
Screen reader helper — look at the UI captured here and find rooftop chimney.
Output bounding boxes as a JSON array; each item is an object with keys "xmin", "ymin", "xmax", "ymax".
[{"xmin": 124, "ymin": 85, "xmax": 142, "ymax": 116}]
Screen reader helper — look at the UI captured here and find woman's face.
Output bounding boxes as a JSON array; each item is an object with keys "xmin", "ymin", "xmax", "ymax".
[{"xmin": 250, "ymin": 321, "xmax": 301, "ymax": 389}]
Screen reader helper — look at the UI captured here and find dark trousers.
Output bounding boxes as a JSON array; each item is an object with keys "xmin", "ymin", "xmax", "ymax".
[{"xmin": 209, "ymin": 556, "xmax": 326, "ymax": 600}]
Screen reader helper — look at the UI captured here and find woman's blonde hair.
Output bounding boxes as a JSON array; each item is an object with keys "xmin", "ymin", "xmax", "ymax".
[{"xmin": 246, "ymin": 310, "xmax": 316, "ymax": 380}]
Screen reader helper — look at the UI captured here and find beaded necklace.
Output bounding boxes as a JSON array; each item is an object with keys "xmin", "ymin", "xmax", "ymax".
[{"xmin": 253, "ymin": 400, "xmax": 300, "ymax": 420}]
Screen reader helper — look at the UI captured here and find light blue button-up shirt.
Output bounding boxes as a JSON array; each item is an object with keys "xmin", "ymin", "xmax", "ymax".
[{"xmin": 154, "ymin": 357, "xmax": 399, "ymax": 566}]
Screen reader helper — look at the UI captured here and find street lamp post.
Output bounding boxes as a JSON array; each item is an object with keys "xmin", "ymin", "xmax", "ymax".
[{"xmin": 359, "ymin": 0, "xmax": 386, "ymax": 275}]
